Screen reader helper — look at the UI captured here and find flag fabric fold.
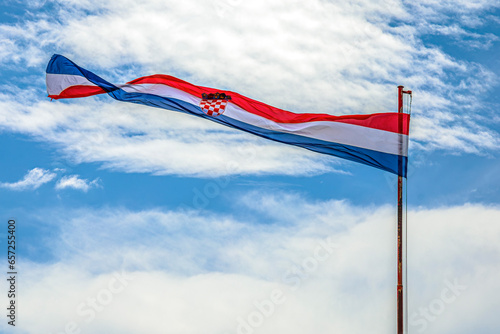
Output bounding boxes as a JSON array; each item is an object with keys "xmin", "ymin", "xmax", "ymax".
[{"xmin": 46, "ymin": 54, "xmax": 409, "ymax": 176}]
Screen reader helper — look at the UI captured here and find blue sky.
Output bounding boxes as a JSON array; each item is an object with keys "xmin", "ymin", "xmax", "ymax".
[{"xmin": 0, "ymin": 1, "xmax": 499, "ymax": 333}]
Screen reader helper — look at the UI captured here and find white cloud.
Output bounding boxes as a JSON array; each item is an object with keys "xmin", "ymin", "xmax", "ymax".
[
  {"xmin": 0, "ymin": 93, "xmax": 338, "ymax": 177},
  {"xmin": 0, "ymin": 0, "xmax": 498, "ymax": 176},
  {"xmin": 0, "ymin": 167, "xmax": 56, "ymax": 191},
  {"xmin": 0, "ymin": 167, "xmax": 100, "ymax": 193},
  {"xmin": 55, "ymin": 175, "xmax": 100, "ymax": 192},
  {"xmin": 4, "ymin": 195, "xmax": 500, "ymax": 334}
]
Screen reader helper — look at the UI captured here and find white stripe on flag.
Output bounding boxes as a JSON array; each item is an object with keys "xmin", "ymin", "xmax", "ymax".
[{"xmin": 46, "ymin": 73, "xmax": 98, "ymax": 95}]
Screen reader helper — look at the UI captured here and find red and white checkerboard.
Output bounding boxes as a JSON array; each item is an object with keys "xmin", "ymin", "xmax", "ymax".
[{"xmin": 199, "ymin": 99, "xmax": 228, "ymax": 116}]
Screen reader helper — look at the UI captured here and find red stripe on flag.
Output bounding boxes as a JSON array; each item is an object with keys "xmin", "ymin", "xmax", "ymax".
[
  {"xmin": 49, "ymin": 85, "xmax": 107, "ymax": 100},
  {"xmin": 126, "ymin": 75, "xmax": 410, "ymax": 135}
]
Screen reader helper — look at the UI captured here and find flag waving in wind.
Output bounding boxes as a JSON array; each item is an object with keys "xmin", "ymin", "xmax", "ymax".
[{"xmin": 46, "ymin": 54, "xmax": 409, "ymax": 176}]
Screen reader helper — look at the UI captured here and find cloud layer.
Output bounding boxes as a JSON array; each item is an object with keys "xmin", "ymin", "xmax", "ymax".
[
  {"xmin": 5, "ymin": 194, "xmax": 500, "ymax": 334},
  {"xmin": 0, "ymin": 94, "xmax": 335, "ymax": 176}
]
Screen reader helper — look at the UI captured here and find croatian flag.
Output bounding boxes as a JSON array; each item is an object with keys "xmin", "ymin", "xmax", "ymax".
[{"xmin": 46, "ymin": 54, "xmax": 409, "ymax": 176}]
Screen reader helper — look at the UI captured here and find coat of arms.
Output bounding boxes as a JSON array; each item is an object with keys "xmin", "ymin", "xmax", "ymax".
[{"xmin": 199, "ymin": 92, "xmax": 231, "ymax": 116}]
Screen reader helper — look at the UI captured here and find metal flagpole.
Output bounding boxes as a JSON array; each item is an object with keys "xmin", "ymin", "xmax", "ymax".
[
  {"xmin": 397, "ymin": 85, "xmax": 411, "ymax": 334},
  {"xmin": 397, "ymin": 85, "xmax": 404, "ymax": 334}
]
